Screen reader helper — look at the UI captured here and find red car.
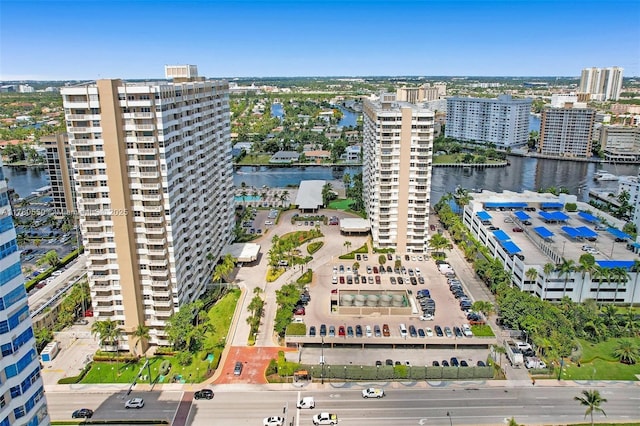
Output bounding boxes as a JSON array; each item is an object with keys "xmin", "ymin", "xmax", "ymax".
[
  {"xmin": 339, "ymin": 276, "xmax": 345, "ymax": 284},
  {"xmin": 331, "ymin": 289, "xmax": 338, "ymax": 294},
  {"xmin": 373, "ymin": 266, "xmax": 379, "ymax": 274},
  {"xmin": 375, "ymin": 276, "xmax": 381, "ymax": 284},
  {"xmin": 513, "ymin": 227, "xmax": 524, "ymax": 232},
  {"xmin": 293, "ymin": 307, "xmax": 305, "ymax": 316},
  {"xmin": 338, "ymin": 326, "xmax": 346, "ymax": 336}
]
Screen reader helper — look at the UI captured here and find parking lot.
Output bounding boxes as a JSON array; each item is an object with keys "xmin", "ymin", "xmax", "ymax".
[{"xmin": 289, "ymin": 250, "xmax": 495, "ymax": 351}]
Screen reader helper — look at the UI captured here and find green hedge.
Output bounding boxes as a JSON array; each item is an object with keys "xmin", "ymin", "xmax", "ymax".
[
  {"xmin": 297, "ymin": 364, "xmax": 494, "ymax": 381},
  {"xmin": 296, "ymin": 270, "xmax": 313, "ymax": 284},
  {"xmin": 58, "ymin": 361, "xmax": 92, "ymax": 384},
  {"xmin": 25, "ymin": 247, "xmax": 83, "ymax": 292},
  {"xmin": 286, "ymin": 323, "xmax": 306, "ymax": 336},
  {"xmin": 307, "ymin": 241, "xmax": 323, "ymax": 254}
]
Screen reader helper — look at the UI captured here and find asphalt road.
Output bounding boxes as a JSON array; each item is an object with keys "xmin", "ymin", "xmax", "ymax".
[
  {"xmin": 45, "ymin": 390, "xmax": 181, "ymax": 423},
  {"xmin": 28, "ymin": 253, "xmax": 87, "ymax": 311},
  {"xmin": 45, "ymin": 384, "xmax": 640, "ymax": 425},
  {"xmin": 185, "ymin": 385, "xmax": 640, "ymax": 426}
]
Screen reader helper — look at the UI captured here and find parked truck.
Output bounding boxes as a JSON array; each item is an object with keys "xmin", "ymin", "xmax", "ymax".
[{"xmin": 504, "ymin": 340, "xmax": 524, "ymax": 368}]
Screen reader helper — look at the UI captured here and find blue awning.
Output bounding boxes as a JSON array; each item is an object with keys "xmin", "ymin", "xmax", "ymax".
[
  {"xmin": 562, "ymin": 226, "xmax": 582, "ymax": 239},
  {"xmin": 534, "ymin": 226, "xmax": 554, "ymax": 239},
  {"xmin": 484, "ymin": 202, "xmax": 528, "ymax": 209},
  {"xmin": 630, "ymin": 242, "xmax": 640, "ymax": 249},
  {"xmin": 596, "ymin": 260, "xmax": 635, "ymax": 270},
  {"xmin": 541, "ymin": 202, "xmax": 564, "ymax": 209},
  {"xmin": 514, "ymin": 211, "xmax": 530, "ymax": 220},
  {"xmin": 539, "ymin": 211, "xmax": 570, "ymax": 222},
  {"xmin": 607, "ymin": 228, "xmax": 632, "ymax": 240},
  {"xmin": 501, "ymin": 241, "xmax": 522, "ymax": 254},
  {"xmin": 492, "ymin": 230, "xmax": 511, "ymax": 241},
  {"xmin": 476, "ymin": 211, "xmax": 492, "ymax": 221},
  {"xmin": 578, "ymin": 211, "xmax": 600, "ymax": 224},
  {"xmin": 576, "ymin": 226, "xmax": 598, "ymax": 238}
]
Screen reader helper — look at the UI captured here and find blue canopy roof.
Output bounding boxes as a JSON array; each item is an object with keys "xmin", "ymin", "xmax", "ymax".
[
  {"xmin": 541, "ymin": 202, "xmax": 564, "ymax": 209},
  {"xmin": 514, "ymin": 211, "xmax": 530, "ymax": 220},
  {"xmin": 596, "ymin": 260, "xmax": 635, "ymax": 270},
  {"xmin": 448, "ymin": 198, "xmax": 462, "ymax": 214},
  {"xmin": 484, "ymin": 202, "xmax": 528, "ymax": 209},
  {"xmin": 607, "ymin": 228, "xmax": 632, "ymax": 240},
  {"xmin": 539, "ymin": 211, "xmax": 570, "ymax": 222},
  {"xmin": 562, "ymin": 226, "xmax": 582, "ymax": 239},
  {"xmin": 534, "ymin": 226, "xmax": 554, "ymax": 239},
  {"xmin": 492, "ymin": 230, "xmax": 511, "ymax": 241},
  {"xmin": 476, "ymin": 211, "xmax": 492, "ymax": 221},
  {"xmin": 576, "ymin": 226, "xmax": 598, "ymax": 238},
  {"xmin": 578, "ymin": 211, "xmax": 600, "ymax": 224},
  {"xmin": 630, "ymin": 242, "xmax": 640, "ymax": 249},
  {"xmin": 501, "ymin": 241, "xmax": 522, "ymax": 254}
]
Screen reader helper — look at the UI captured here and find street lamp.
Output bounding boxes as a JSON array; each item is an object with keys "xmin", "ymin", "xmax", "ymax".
[
  {"xmin": 557, "ymin": 356, "xmax": 564, "ymax": 380},
  {"xmin": 321, "ymin": 337, "xmax": 325, "ymax": 385},
  {"xmin": 376, "ymin": 365, "xmax": 379, "ymax": 379},
  {"xmin": 446, "ymin": 411, "xmax": 453, "ymax": 426},
  {"xmin": 344, "ymin": 366, "xmax": 347, "ymax": 380}
]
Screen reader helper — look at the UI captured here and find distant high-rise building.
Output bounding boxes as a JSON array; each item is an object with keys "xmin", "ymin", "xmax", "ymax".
[
  {"xmin": 599, "ymin": 125, "xmax": 640, "ymax": 162},
  {"xmin": 41, "ymin": 133, "xmax": 76, "ymax": 216},
  {"xmin": 0, "ymin": 160, "xmax": 49, "ymax": 426},
  {"xmin": 396, "ymin": 84, "xmax": 441, "ymax": 104},
  {"xmin": 579, "ymin": 67, "xmax": 624, "ymax": 101},
  {"xmin": 363, "ymin": 93, "xmax": 434, "ymax": 253},
  {"xmin": 61, "ymin": 66, "xmax": 234, "ymax": 351},
  {"xmin": 445, "ymin": 95, "xmax": 532, "ymax": 148},
  {"xmin": 539, "ymin": 103, "xmax": 596, "ymax": 158}
]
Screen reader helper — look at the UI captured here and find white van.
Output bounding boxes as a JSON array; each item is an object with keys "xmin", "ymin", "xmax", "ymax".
[
  {"xmin": 399, "ymin": 323, "xmax": 408, "ymax": 338},
  {"xmin": 297, "ymin": 396, "xmax": 315, "ymax": 409}
]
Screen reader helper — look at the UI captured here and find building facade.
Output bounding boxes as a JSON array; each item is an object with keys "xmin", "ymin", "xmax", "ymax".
[
  {"xmin": 445, "ymin": 95, "xmax": 532, "ymax": 148},
  {"xmin": 579, "ymin": 67, "xmax": 624, "ymax": 101},
  {"xmin": 599, "ymin": 125, "xmax": 640, "ymax": 162},
  {"xmin": 41, "ymin": 133, "xmax": 76, "ymax": 216},
  {"xmin": 539, "ymin": 105, "xmax": 596, "ymax": 157},
  {"xmin": 363, "ymin": 94, "xmax": 434, "ymax": 253},
  {"xmin": 60, "ymin": 67, "xmax": 234, "ymax": 349},
  {"xmin": 462, "ymin": 190, "xmax": 640, "ymax": 304},
  {"xmin": 0, "ymin": 161, "xmax": 49, "ymax": 426}
]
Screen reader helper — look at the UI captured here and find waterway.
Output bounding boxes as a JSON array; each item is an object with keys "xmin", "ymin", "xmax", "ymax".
[{"xmin": 4, "ymin": 156, "xmax": 637, "ymax": 204}]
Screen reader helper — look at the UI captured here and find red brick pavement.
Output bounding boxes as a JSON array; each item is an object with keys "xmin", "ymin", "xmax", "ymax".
[{"xmin": 214, "ymin": 346, "xmax": 292, "ymax": 384}]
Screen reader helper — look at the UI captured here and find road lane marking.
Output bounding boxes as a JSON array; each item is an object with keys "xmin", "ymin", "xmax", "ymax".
[{"xmin": 296, "ymin": 390, "xmax": 300, "ymax": 426}]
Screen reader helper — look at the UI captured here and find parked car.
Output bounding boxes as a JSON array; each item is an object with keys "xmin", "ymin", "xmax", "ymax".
[
  {"xmin": 425, "ymin": 327, "xmax": 434, "ymax": 337},
  {"xmin": 390, "ymin": 276, "xmax": 397, "ymax": 284},
  {"xmin": 347, "ymin": 326, "xmax": 354, "ymax": 337},
  {"xmin": 329, "ymin": 326, "xmax": 335, "ymax": 337},
  {"xmin": 444, "ymin": 327, "xmax": 453, "ymax": 338},
  {"xmin": 477, "ymin": 360, "xmax": 486, "ymax": 367},
  {"xmin": 263, "ymin": 416, "xmax": 285, "ymax": 426},
  {"xmin": 320, "ymin": 324, "xmax": 327, "ymax": 336},
  {"xmin": 382, "ymin": 324, "xmax": 390, "ymax": 337},
  {"xmin": 233, "ymin": 362, "xmax": 243, "ymax": 376},
  {"xmin": 409, "ymin": 325, "xmax": 417, "ymax": 337},
  {"xmin": 338, "ymin": 325, "xmax": 345, "ymax": 337},
  {"xmin": 441, "ymin": 360, "xmax": 450, "ymax": 367},
  {"xmin": 194, "ymin": 389, "xmax": 214, "ymax": 400},
  {"xmin": 385, "ymin": 359, "xmax": 393, "ymax": 366},
  {"xmin": 453, "ymin": 326, "xmax": 464, "ymax": 338},
  {"xmin": 309, "ymin": 326, "xmax": 316, "ymax": 337},
  {"xmin": 418, "ymin": 328, "xmax": 425, "ymax": 338},
  {"xmin": 450, "ymin": 357, "xmax": 459, "ymax": 367},
  {"xmin": 356, "ymin": 325, "xmax": 363, "ymax": 337},
  {"xmin": 374, "ymin": 324, "xmax": 381, "ymax": 337},
  {"xmin": 434, "ymin": 325, "xmax": 444, "ymax": 337},
  {"xmin": 460, "ymin": 360, "xmax": 469, "ymax": 367},
  {"xmin": 432, "ymin": 360, "xmax": 440, "ymax": 366}
]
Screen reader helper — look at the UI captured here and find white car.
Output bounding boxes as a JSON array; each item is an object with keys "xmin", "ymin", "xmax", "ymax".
[
  {"xmin": 124, "ymin": 398, "xmax": 144, "ymax": 409},
  {"xmin": 313, "ymin": 413, "xmax": 338, "ymax": 425},
  {"xmin": 415, "ymin": 267, "xmax": 421, "ymax": 276},
  {"xmin": 425, "ymin": 327, "xmax": 434, "ymax": 337},
  {"xmin": 362, "ymin": 387, "xmax": 385, "ymax": 398},
  {"xmin": 265, "ymin": 220, "xmax": 274, "ymax": 226},
  {"xmin": 417, "ymin": 255, "xmax": 424, "ymax": 261},
  {"xmin": 263, "ymin": 416, "xmax": 284, "ymax": 426},
  {"xmin": 419, "ymin": 314, "xmax": 434, "ymax": 321},
  {"xmin": 461, "ymin": 324, "xmax": 473, "ymax": 337},
  {"xmin": 296, "ymin": 396, "xmax": 315, "ymax": 409}
]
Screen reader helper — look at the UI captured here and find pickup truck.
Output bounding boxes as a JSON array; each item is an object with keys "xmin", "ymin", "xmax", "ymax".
[
  {"xmin": 504, "ymin": 340, "xmax": 524, "ymax": 368},
  {"xmin": 312, "ymin": 412, "xmax": 338, "ymax": 425}
]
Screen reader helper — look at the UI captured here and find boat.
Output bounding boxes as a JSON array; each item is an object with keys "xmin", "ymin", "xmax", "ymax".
[{"xmin": 593, "ymin": 172, "xmax": 619, "ymax": 181}]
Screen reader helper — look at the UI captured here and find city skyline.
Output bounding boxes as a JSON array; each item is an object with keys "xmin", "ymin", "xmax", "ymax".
[{"xmin": 1, "ymin": 0, "xmax": 639, "ymax": 80}]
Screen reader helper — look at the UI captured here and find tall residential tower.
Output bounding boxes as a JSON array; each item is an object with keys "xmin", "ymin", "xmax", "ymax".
[
  {"xmin": 61, "ymin": 66, "xmax": 234, "ymax": 351},
  {"xmin": 363, "ymin": 93, "xmax": 434, "ymax": 254},
  {"xmin": 0, "ymin": 160, "xmax": 49, "ymax": 426},
  {"xmin": 579, "ymin": 67, "xmax": 624, "ymax": 101}
]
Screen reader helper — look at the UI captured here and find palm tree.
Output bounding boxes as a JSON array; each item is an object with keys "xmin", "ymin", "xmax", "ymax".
[
  {"xmin": 280, "ymin": 190, "xmax": 290, "ymax": 208},
  {"xmin": 428, "ymin": 233, "xmax": 451, "ymax": 256},
  {"xmin": 525, "ymin": 268, "xmax": 538, "ymax": 291},
  {"xmin": 132, "ymin": 324, "xmax": 150, "ymax": 356},
  {"xmin": 557, "ymin": 258, "xmax": 577, "ymax": 299},
  {"xmin": 543, "ymin": 262, "xmax": 555, "ymax": 299},
  {"xmin": 574, "ymin": 389, "xmax": 607, "ymax": 426},
  {"xmin": 622, "ymin": 308, "xmax": 639, "ymax": 337},
  {"xmin": 343, "ymin": 240, "xmax": 352, "ymax": 254},
  {"xmin": 613, "ymin": 338, "xmax": 638, "ymax": 364},
  {"xmin": 492, "ymin": 344, "xmax": 507, "ymax": 367},
  {"xmin": 611, "ymin": 266, "xmax": 630, "ymax": 304},
  {"xmin": 471, "ymin": 300, "xmax": 495, "ymax": 320},
  {"xmin": 592, "ymin": 265, "xmax": 610, "ymax": 303},
  {"xmin": 213, "ymin": 254, "xmax": 236, "ymax": 285},
  {"xmin": 629, "ymin": 259, "xmax": 640, "ymax": 308}
]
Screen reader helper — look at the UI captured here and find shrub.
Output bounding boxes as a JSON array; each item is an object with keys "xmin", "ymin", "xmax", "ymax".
[
  {"xmin": 159, "ymin": 360, "xmax": 172, "ymax": 376},
  {"xmin": 266, "ymin": 358, "xmax": 277, "ymax": 376},
  {"xmin": 276, "ymin": 351, "xmax": 301, "ymax": 376},
  {"xmin": 565, "ymin": 203, "xmax": 577, "ymax": 212},
  {"xmin": 307, "ymin": 241, "xmax": 323, "ymax": 254},
  {"xmin": 175, "ymin": 351, "xmax": 193, "ymax": 366},
  {"xmin": 266, "ymin": 267, "xmax": 285, "ymax": 282},
  {"xmin": 58, "ymin": 362, "xmax": 92, "ymax": 384},
  {"xmin": 297, "ymin": 270, "xmax": 313, "ymax": 284},
  {"xmin": 155, "ymin": 347, "xmax": 175, "ymax": 356}
]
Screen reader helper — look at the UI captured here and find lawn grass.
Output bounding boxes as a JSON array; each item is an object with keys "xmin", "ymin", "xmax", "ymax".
[
  {"xmin": 470, "ymin": 325, "xmax": 495, "ymax": 337},
  {"xmin": 433, "ymin": 153, "xmax": 504, "ymax": 164},
  {"xmin": 80, "ymin": 289, "xmax": 241, "ymax": 384},
  {"xmin": 328, "ymin": 198, "xmax": 354, "ymax": 210},
  {"xmin": 236, "ymin": 154, "xmax": 272, "ymax": 165},
  {"xmin": 549, "ymin": 338, "xmax": 640, "ymax": 381}
]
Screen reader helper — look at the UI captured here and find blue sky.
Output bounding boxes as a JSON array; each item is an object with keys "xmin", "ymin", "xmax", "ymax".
[{"xmin": 1, "ymin": 0, "xmax": 639, "ymax": 80}]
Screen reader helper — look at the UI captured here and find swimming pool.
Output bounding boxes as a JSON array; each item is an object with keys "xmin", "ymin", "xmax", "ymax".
[{"xmin": 234, "ymin": 195, "xmax": 262, "ymax": 202}]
